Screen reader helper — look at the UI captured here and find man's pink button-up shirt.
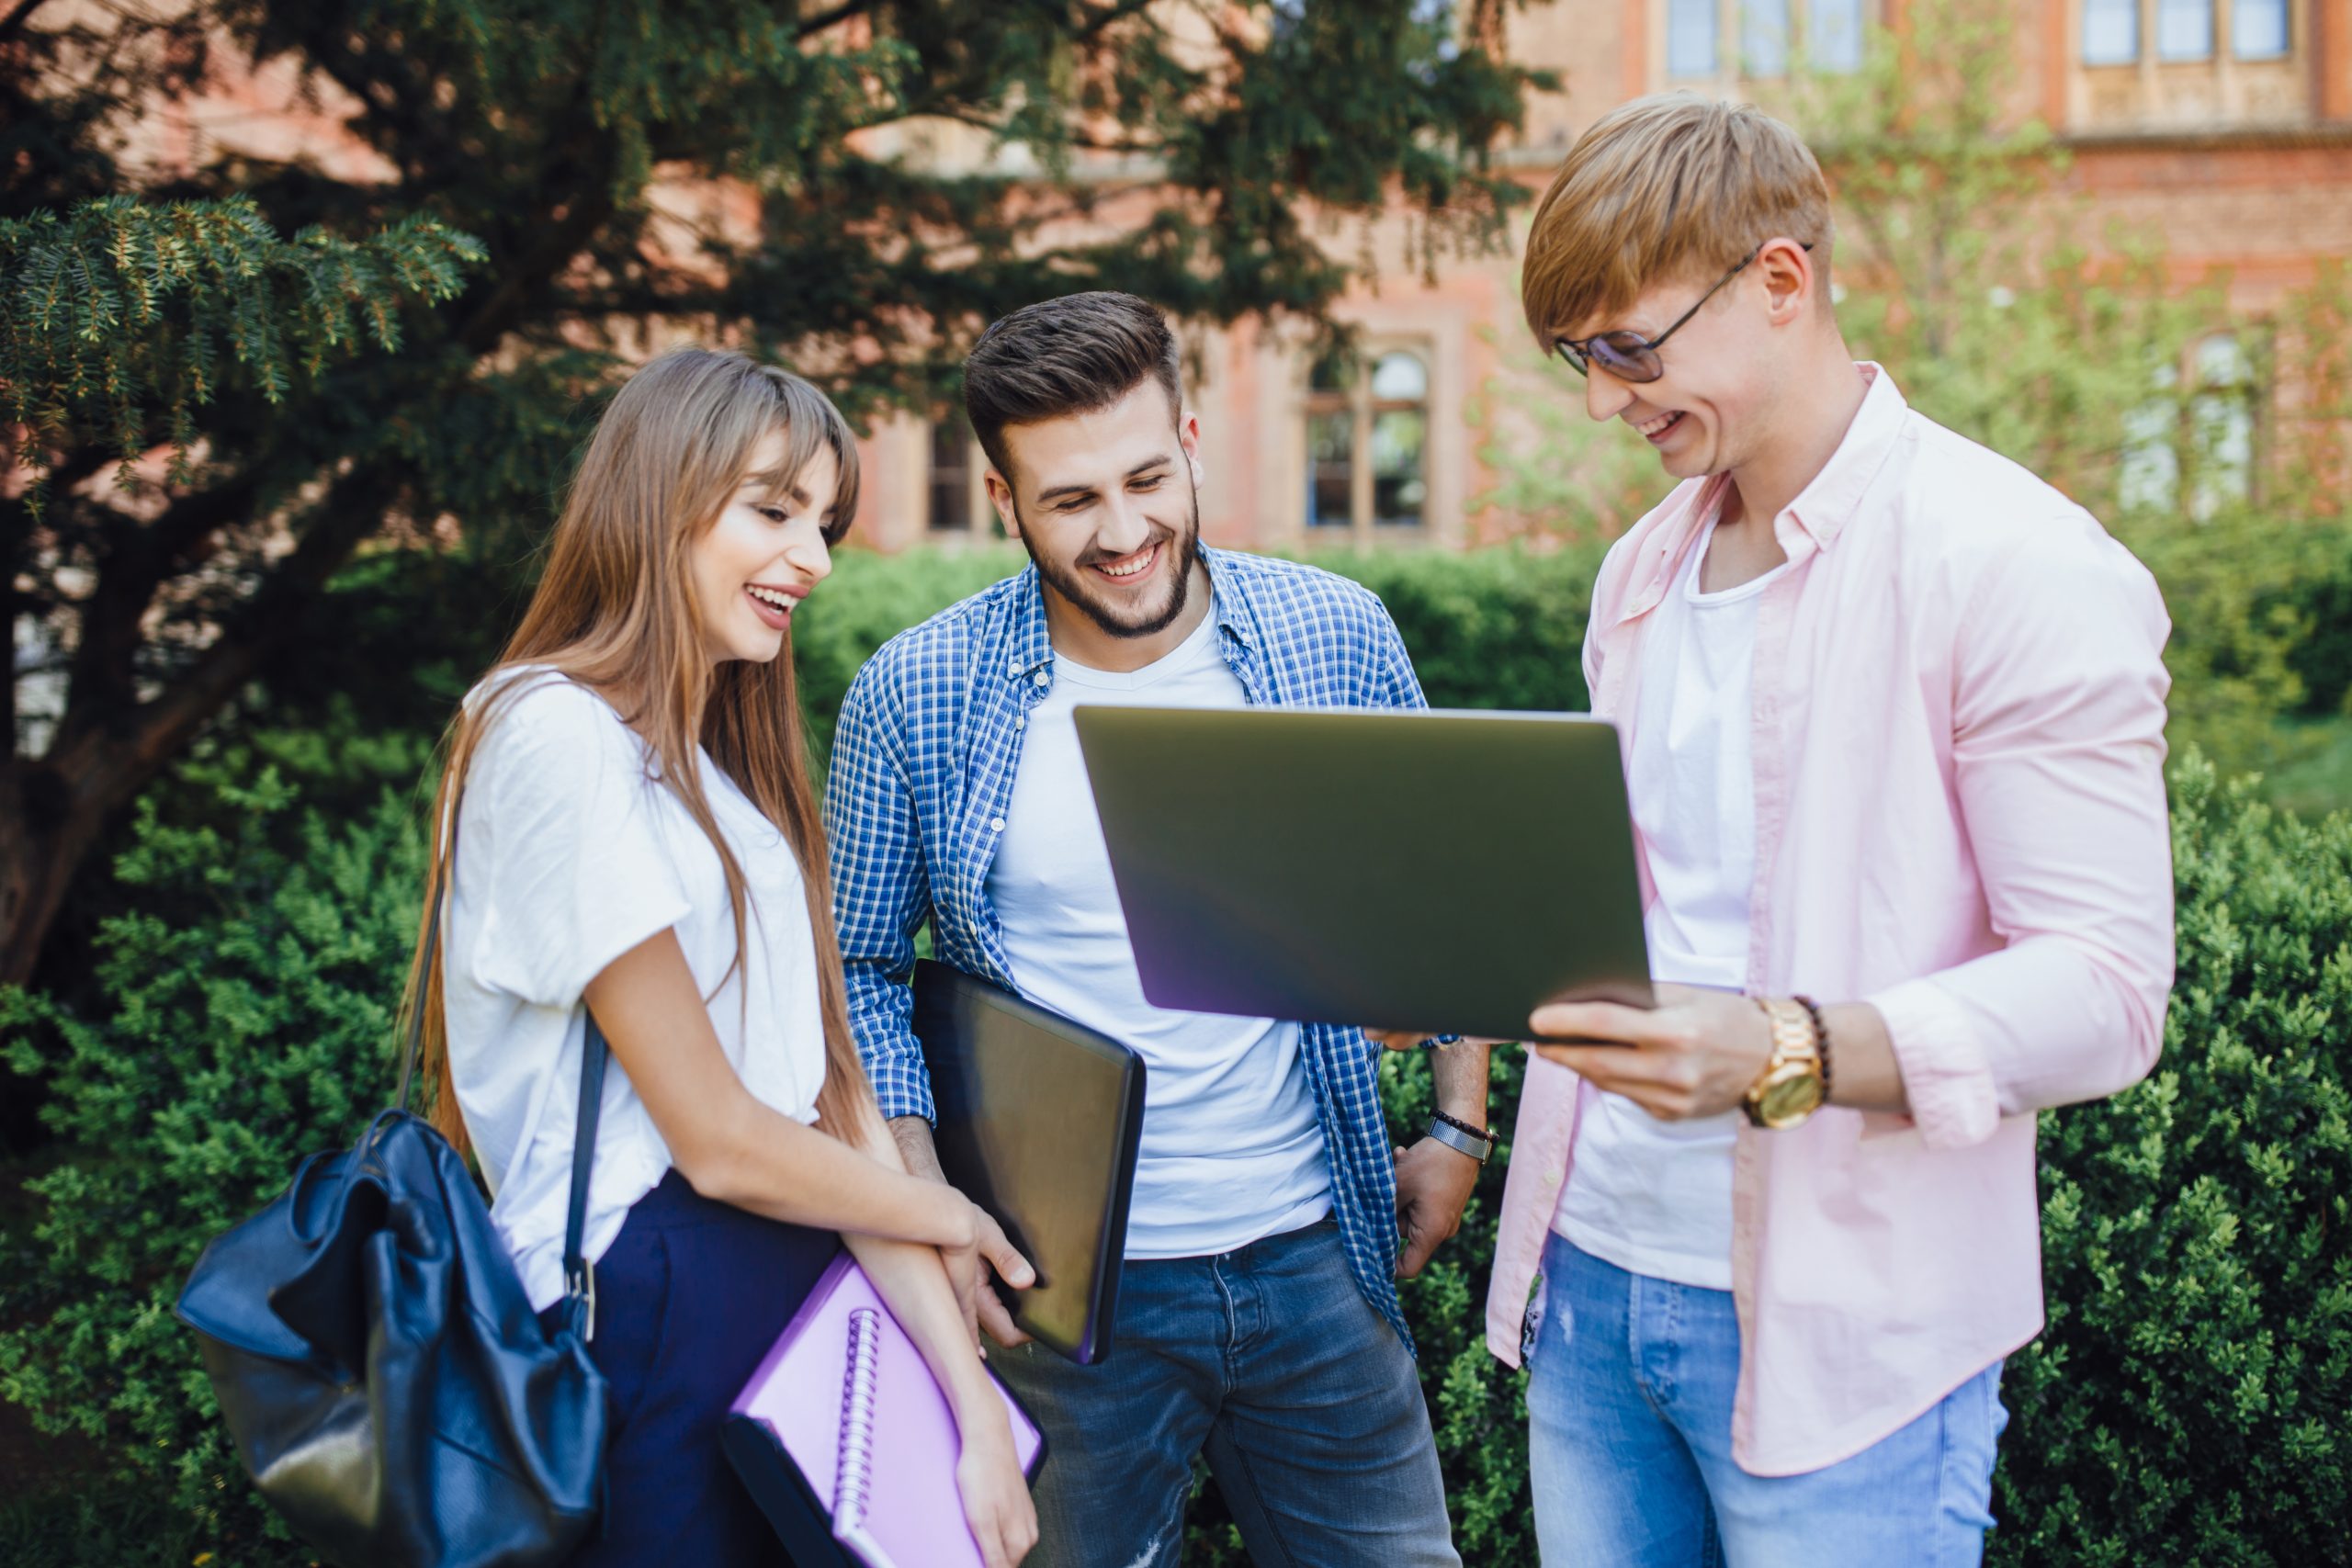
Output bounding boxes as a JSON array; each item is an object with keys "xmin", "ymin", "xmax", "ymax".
[{"xmin": 1484, "ymin": 365, "xmax": 2176, "ymax": 1477}]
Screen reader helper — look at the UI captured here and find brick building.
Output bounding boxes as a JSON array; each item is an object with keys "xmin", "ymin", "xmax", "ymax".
[{"xmin": 859, "ymin": 0, "xmax": 2352, "ymax": 552}]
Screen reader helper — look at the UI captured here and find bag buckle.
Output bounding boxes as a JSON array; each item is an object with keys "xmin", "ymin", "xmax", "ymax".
[{"xmin": 565, "ymin": 1260, "xmax": 597, "ymax": 1344}]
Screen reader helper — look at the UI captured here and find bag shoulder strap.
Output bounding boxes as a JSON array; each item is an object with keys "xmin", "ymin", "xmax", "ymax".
[{"xmin": 561, "ymin": 1011, "xmax": 609, "ymax": 1333}]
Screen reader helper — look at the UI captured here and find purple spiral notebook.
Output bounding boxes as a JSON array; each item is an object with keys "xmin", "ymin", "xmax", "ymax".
[{"xmin": 721, "ymin": 1251, "xmax": 1046, "ymax": 1568}]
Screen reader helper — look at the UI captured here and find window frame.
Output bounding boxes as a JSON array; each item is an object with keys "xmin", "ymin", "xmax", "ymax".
[
  {"xmin": 1298, "ymin": 342, "xmax": 1435, "ymax": 545},
  {"xmin": 1658, "ymin": 0, "xmax": 1872, "ymax": 85},
  {"xmin": 2067, "ymin": 0, "xmax": 2312, "ymax": 132}
]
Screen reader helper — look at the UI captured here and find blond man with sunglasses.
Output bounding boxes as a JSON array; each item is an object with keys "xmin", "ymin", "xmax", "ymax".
[{"xmin": 1479, "ymin": 95, "xmax": 2176, "ymax": 1564}]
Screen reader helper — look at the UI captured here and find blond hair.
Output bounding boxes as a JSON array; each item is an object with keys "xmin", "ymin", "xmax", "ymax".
[{"xmin": 1521, "ymin": 94, "xmax": 1833, "ymax": 346}]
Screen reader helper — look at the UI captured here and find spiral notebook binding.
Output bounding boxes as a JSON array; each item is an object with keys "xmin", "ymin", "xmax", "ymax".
[{"xmin": 833, "ymin": 1306, "xmax": 884, "ymax": 1538}]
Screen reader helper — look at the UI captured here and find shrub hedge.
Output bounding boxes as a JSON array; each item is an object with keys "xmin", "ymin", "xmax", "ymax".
[{"xmin": 3, "ymin": 547, "xmax": 2347, "ymax": 1565}]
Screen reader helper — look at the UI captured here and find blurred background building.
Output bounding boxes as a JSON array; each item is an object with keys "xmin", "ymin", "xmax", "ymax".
[{"xmin": 855, "ymin": 0, "xmax": 2352, "ymax": 553}]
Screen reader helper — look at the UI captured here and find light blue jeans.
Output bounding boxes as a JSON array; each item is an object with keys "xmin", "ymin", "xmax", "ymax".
[{"xmin": 1526, "ymin": 1233, "xmax": 2007, "ymax": 1568}]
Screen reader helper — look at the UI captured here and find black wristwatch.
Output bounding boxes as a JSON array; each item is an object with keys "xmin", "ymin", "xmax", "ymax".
[{"xmin": 1427, "ymin": 1111, "xmax": 1495, "ymax": 1165}]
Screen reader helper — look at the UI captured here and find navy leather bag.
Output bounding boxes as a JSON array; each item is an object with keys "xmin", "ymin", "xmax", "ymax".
[{"xmin": 176, "ymin": 889, "xmax": 611, "ymax": 1567}]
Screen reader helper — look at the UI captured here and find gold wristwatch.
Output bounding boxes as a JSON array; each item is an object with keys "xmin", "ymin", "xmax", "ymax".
[{"xmin": 1742, "ymin": 997, "xmax": 1826, "ymax": 1130}]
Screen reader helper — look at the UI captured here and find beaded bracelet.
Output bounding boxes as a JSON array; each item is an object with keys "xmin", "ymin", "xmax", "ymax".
[
  {"xmin": 1792, "ymin": 994, "xmax": 1833, "ymax": 1103},
  {"xmin": 1433, "ymin": 1109, "xmax": 1492, "ymax": 1141}
]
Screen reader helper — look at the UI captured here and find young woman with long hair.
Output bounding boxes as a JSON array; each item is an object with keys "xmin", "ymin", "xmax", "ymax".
[{"xmin": 409, "ymin": 346, "xmax": 1038, "ymax": 1567}]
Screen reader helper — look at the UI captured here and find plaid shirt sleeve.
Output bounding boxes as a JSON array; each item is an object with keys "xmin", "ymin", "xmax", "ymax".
[
  {"xmin": 822, "ymin": 661, "xmax": 939, "ymax": 1124},
  {"xmin": 1367, "ymin": 599, "xmax": 1431, "ymax": 712}
]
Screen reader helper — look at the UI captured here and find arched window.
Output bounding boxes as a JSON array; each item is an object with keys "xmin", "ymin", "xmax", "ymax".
[{"xmin": 1302, "ymin": 344, "xmax": 1431, "ymax": 541}]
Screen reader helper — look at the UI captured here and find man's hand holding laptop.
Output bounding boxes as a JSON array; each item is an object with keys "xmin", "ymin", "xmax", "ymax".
[{"xmin": 1371, "ymin": 980, "xmax": 1913, "ymax": 1122}]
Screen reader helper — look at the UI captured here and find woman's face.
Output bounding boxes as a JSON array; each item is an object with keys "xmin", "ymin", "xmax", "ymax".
[{"xmin": 691, "ymin": 429, "xmax": 839, "ymax": 666}]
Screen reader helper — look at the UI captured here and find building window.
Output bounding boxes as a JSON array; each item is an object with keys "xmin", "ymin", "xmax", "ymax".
[
  {"xmin": 2156, "ymin": 0, "xmax": 2213, "ymax": 61},
  {"xmin": 926, "ymin": 417, "xmax": 998, "ymax": 536},
  {"xmin": 2116, "ymin": 333, "xmax": 2260, "ymax": 520},
  {"xmin": 1743, "ymin": 0, "xmax": 1792, "ymax": 76},
  {"xmin": 1306, "ymin": 354, "xmax": 1355, "ymax": 531},
  {"xmin": 1667, "ymin": 0, "xmax": 1866, "ymax": 80},
  {"xmin": 1668, "ymin": 0, "xmax": 1720, "ymax": 75},
  {"xmin": 2083, "ymin": 0, "xmax": 2290, "ymax": 64},
  {"xmin": 1811, "ymin": 0, "xmax": 1865, "ymax": 70},
  {"xmin": 2082, "ymin": 0, "xmax": 2139, "ymax": 62},
  {"xmin": 2188, "ymin": 333, "xmax": 2256, "ymax": 519},
  {"xmin": 2233, "ymin": 0, "xmax": 2290, "ymax": 57},
  {"xmin": 1303, "ymin": 346, "xmax": 1430, "ymax": 540}
]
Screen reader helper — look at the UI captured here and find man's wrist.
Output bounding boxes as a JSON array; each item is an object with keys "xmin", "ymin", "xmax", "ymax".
[
  {"xmin": 888, "ymin": 1113, "xmax": 948, "ymax": 1183},
  {"xmin": 1426, "ymin": 1111, "xmax": 1494, "ymax": 1164}
]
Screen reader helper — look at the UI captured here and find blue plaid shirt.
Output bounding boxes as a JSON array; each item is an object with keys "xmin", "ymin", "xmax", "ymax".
[{"xmin": 822, "ymin": 547, "xmax": 1430, "ymax": 1347}]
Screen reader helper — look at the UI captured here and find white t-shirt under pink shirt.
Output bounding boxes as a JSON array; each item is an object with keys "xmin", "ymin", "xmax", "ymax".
[{"xmin": 1553, "ymin": 516, "xmax": 1789, "ymax": 1291}]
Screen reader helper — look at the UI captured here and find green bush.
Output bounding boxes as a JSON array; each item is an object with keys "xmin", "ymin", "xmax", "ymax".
[
  {"xmin": 1311, "ymin": 545, "xmax": 1604, "ymax": 714},
  {"xmin": 1990, "ymin": 756, "xmax": 2352, "ymax": 1567},
  {"xmin": 0, "ymin": 768, "xmax": 424, "ymax": 1563}
]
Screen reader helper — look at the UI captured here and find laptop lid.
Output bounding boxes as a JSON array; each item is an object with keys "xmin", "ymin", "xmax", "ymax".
[
  {"xmin": 910, "ymin": 961, "xmax": 1146, "ymax": 1364},
  {"xmin": 1070, "ymin": 706, "xmax": 1653, "ymax": 1043}
]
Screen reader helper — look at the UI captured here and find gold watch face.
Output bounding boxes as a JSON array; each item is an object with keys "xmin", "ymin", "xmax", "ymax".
[{"xmin": 1755, "ymin": 1068, "xmax": 1826, "ymax": 1129}]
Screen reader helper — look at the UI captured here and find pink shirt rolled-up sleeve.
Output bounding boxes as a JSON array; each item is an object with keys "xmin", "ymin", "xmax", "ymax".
[{"xmin": 1871, "ymin": 516, "xmax": 2176, "ymax": 1150}]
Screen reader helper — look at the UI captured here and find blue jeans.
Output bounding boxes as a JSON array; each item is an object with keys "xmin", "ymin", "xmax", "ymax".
[
  {"xmin": 1526, "ymin": 1234, "xmax": 2007, "ymax": 1568},
  {"xmin": 990, "ymin": 1218, "xmax": 1458, "ymax": 1568}
]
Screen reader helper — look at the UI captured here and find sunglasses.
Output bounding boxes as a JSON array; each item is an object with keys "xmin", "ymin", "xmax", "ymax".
[{"xmin": 1551, "ymin": 242, "xmax": 1815, "ymax": 384}]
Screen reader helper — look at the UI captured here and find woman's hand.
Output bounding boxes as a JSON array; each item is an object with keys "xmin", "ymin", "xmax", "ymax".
[
  {"xmin": 954, "ymin": 1412, "xmax": 1039, "ymax": 1568},
  {"xmin": 940, "ymin": 1193, "xmax": 1035, "ymax": 1349}
]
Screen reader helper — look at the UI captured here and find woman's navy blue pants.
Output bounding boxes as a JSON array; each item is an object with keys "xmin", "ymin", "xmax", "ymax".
[{"xmin": 543, "ymin": 1169, "xmax": 839, "ymax": 1567}]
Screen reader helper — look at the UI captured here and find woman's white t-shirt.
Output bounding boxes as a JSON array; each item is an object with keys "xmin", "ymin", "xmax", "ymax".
[{"xmin": 441, "ymin": 671, "xmax": 830, "ymax": 1311}]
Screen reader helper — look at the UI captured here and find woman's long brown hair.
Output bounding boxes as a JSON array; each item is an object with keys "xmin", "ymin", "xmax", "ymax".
[{"xmin": 403, "ymin": 346, "xmax": 884, "ymax": 1154}]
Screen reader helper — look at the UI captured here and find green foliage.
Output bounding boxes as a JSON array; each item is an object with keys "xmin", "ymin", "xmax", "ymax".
[
  {"xmin": 1317, "ymin": 545, "xmax": 1605, "ymax": 712},
  {"xmin": 1989, "ymin": 756, "xmax": 2352, "ymax": 1566},
  {"xmin": 1786, "ymin": 0, "xmax": 2220, "ymax": 519},
  {"xmin": 0, "ymin": 767, "xmax": 425, "ymax": 1560},
  {"xmin": 0, "ymin": 195, "xmax": 482, "ymax": 510}
]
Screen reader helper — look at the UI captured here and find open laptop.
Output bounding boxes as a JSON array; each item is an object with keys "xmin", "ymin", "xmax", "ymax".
[
  {"xmin": 910, "ymin": 960, "xmax": 1146, "ymax": 1364},
  {"xmin": 1070, "ymin": 706, "xmax": 1652, "ymax": 1043}
]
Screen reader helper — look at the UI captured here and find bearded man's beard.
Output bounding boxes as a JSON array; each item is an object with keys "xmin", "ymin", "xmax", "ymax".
[{"xmin": 1017, "ymin": 480, "xmax": 1203, "ymax": 641}]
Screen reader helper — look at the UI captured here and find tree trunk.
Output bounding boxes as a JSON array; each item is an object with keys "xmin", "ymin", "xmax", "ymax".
[
  {"xmin": 0, "ymin": 755, "xmax": 111, "ymax": 988},
  {"xmin": 2, "ymin": 457, "xmax": 401, "ymax": 984}
]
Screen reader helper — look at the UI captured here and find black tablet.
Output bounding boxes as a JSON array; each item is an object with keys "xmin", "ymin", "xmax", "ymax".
[
  {"xmin": 910, "ymin": 960, "xmax": 1146, "ymax": 1365},
  {"xmin": 1071, "ymin": 705, "xmax": 1655, "ymax": 1043}
]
